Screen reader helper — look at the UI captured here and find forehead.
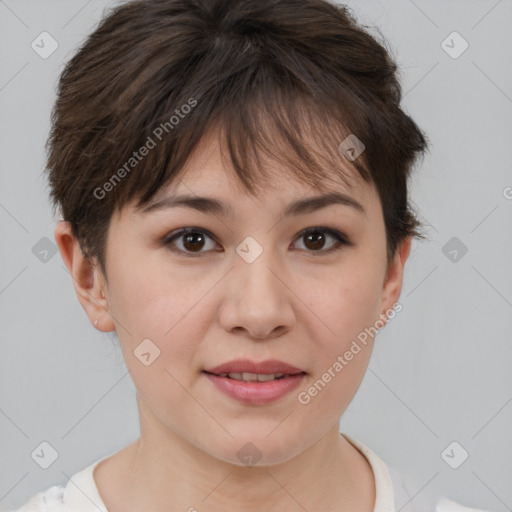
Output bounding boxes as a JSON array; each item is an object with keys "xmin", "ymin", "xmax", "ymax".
[{"xmin": 147, "ymin": 124, "xmax": 369, "ymax": 204}]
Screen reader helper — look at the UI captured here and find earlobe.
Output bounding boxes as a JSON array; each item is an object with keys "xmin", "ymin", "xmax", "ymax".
[{"xmin": 54, "ymin": 221, "xmax": 115, "ymax": 332}]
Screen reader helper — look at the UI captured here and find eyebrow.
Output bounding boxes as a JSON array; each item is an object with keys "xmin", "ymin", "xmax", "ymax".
[{"xmin": 141, "ymin": 191, "xmax": 366, "ymax": 217}]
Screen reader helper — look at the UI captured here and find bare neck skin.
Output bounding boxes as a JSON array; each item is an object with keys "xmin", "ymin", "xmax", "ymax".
[{"xmin": 93, "ymin": 400, "xmax": 375, "ymax": 512}]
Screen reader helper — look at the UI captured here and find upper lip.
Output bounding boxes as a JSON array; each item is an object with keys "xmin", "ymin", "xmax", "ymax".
[{"xmin": 204, "ymin": 359, "xmax": 306, "ymax": 375}]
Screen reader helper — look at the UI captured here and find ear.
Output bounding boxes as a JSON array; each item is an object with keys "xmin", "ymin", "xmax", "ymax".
[
  {"xmin": 376, "ymin": 236, "xmax": 412, "ymax": 327},
  {"xmin": 54, "ymin": 220, "xmax": 115, "ymax": 332}
]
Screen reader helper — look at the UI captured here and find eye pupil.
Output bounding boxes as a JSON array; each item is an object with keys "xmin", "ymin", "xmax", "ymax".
[
  {"xmin": 183, "ymin": 232, "xmax": 205, "ymax": 251},
  {"xmin": 304, "ymin": 231, "xmax": 325, "ymax": 250}
]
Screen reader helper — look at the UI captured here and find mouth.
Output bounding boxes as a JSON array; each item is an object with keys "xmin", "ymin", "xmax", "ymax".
[
  {"xmin": 203, "ymin": 371, "xmax": 305, "ymax": 382},
  {"xmin": 202, "ymin": 360, "xmax": 307, "ymax": 405},
  {"xmin": 203, "ymin": 358, "xmax": 306, "ymax": 377}
]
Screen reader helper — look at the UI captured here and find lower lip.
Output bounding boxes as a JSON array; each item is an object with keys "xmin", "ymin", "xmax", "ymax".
[{"xmin": 203, "ymin": 372, "xmax": 306, "ymax": 405}]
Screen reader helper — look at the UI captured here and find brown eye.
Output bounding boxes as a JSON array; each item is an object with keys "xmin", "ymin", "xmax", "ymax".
[
  {"xmin": 164, "ymin": 228, "xmax": 219, "ymax": 255},
  {"xmin": 304, "ymin": 231, "xmax": 327, "ymax": 250},
  {"xmin": 182, "ymin": 232, "xmax": 206, "ymax": 252},
  {"xmin": 293, "ymin": 227, "xmax": 349, "ymax": 253}
]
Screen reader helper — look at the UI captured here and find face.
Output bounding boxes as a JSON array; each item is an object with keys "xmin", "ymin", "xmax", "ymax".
[{"xmin": 57, "ymin": 128, "xmax": 410, "ymax": 467}]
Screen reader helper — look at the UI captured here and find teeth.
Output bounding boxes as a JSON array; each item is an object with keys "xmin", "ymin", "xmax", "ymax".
[
  {"xmin": 223, "ymin": 372, "xmax": 287, "ymax": 382},
  {"xmin": 257, "ymin": 373, "xmax": 277, "ymax": 382}
]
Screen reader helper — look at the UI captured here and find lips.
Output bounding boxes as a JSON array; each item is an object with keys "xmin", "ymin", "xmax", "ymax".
[{"xmin": 203, "ymin": 359, "xmax": 307, "ymax": 405}]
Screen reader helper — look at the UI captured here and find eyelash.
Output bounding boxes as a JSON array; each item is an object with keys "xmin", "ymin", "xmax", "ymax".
[{"xmin": 162, "ymin": 226, "xmax": 351, "ymax": 257}]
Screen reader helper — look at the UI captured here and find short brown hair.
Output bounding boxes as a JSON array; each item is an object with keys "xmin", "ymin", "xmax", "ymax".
[{"xmin": 45, "ymin": 0, "xmax": 429, "ymax": 277}]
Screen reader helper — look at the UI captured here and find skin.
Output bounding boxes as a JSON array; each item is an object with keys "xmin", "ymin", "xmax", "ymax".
[{"xmin": 55, "ymin": 127, "xmax": 411, "ymax": 512}]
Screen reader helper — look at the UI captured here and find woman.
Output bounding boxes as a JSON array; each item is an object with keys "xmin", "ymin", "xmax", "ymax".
[{"xmin": 12, "ymin": 0, "xmax": 491, "ymax": 510}]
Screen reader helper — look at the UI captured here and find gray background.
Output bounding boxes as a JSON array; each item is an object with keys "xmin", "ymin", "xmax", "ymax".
[{"xmin": 1, "ymin": 0, "xmax": 511, "ymax": 510}]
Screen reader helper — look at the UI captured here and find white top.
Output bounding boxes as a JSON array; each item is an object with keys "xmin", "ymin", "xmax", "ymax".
[{"xmin": 10, "ymin": 434, "xmax": 491, "ymax": 512}]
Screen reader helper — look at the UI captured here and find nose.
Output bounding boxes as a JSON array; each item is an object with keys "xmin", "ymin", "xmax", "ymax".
[{"xmin": 217, "ymin": 248, "xmax": 296, "ymax": 340}]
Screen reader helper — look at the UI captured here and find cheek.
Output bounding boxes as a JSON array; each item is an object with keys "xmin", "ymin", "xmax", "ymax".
[
  {"xmin": 295, "ymin": 322, "xmax": 373, "ymax": 429},
  {"xmin": 106, "ymin": 248, "xmax": 202, "ymax": 338},
  {"xmin": 106, "ymin": 255, "xmax": 214, "ymax": 389},
  {"xmin": 299, "ymin": 259, "xmax": 384, "ymax": 351}
]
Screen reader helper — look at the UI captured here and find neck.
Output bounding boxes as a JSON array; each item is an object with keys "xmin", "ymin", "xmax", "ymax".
[{"xmin": 95, "ymin": 400, "xmax": 375, "ymax": 512}]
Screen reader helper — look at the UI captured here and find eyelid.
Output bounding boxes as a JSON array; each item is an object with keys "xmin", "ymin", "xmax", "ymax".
[
  {"xmin": 163, "ymin": 226, "xmax": 217, "ymax": 243},
  {"xmin": 295, "ymin": 226, "xmax": 350, "ymax": 245}
]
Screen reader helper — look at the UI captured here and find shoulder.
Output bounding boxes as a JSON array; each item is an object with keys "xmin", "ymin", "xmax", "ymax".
[
  {"xmin": 388, "ymin": 465, "xmax": 494, "ymax": 512},
  {"xmin": 342, "ymin": 432, "xmax": 494, "ymax": 512},
  {"xmin": 7, "ymin": 484, "xmax": 66, "ymax": 512},
  {"xmin": 9, "ymin": 453, "xmax": 110, "ymax": 512}
]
